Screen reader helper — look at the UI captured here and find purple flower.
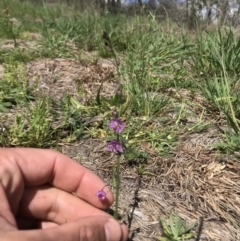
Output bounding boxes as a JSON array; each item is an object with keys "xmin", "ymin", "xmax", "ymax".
[
  {"xmin": 112, "ymin": 108, "xmax": 118, "ymax": 117},
  {"xmin": 116, "ymin": 88, "xmax": 122, "ymax": 95},
  {"xmin": 113, "ymin": 81, "xmax": 119, "ymax": 86},
  {"xmin": 107, "ymin": 140, "xmax": 123, "ymax": 153},
  {"xmin": 108, "ymin": 118, "xmax": 124, "ymax": 133},
  {"xmin": 96, "ymin": 190, "xmax": 106, "ymax": 201}
]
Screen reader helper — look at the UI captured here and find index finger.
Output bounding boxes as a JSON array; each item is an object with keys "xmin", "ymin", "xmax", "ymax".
[{"xmin": 1, "ymin": 148, "xmax": 113, "ymax": 209}]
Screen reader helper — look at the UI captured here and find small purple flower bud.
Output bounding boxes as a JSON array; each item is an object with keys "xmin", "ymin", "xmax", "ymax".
[
  {"xmin": 116, "ymin": 88, "xmax": 122, "ymax": 95},
  {"xmin": 112, "ymin": 109, "xmax": 118, "ymax": 117},
  {"xmin": 96, "ymin": 190, "xmax": 106, "ymax": 201},
  {"xmin": 108, "ymin": 118, "xmax": 124, "ymax": 133},
  {"xmin": 113, "ymin": 81, "xmax": 119, "ymax": 86},
  {"xmin": 107, "ymin": 140, "xmax": 124, "ymax": 153}
]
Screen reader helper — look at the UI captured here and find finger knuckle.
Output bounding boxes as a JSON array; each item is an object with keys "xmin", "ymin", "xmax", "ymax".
[{"xmin": 78, "ymin": 225, "xmax": 97, "ymax": 241}]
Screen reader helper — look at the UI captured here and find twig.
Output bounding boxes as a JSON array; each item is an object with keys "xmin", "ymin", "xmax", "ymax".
[{"xmin": 195, "ymin": 217, "xmax": 204, "ymax": 241}]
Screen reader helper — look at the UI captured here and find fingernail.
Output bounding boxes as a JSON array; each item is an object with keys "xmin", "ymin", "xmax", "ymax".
[{"xmin": 104, "ymin": 218, "xmax": 121, "ymax": 241}]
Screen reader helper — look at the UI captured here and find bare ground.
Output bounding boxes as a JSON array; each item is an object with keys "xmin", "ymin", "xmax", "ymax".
[{"xmin": 1, "ymin": 46, "xmax": 240, "ymax": 241}]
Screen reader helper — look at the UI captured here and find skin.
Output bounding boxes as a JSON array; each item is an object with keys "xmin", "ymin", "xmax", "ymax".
[{"xmin": 0, "ymin": 148, "xmax": 128, "ymax": 241}]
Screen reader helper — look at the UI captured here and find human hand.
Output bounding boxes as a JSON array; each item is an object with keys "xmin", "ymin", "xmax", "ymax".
[{"xmin": 0, "ymin": 148, "xmax": 128, "ymax": 241}]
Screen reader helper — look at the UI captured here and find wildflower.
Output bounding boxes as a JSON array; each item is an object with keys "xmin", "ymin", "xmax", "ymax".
[
  {"xmin": 107, "ymin": 140, "xmax": 123, "ymax": 153},
  {"xmin": 113, "ymin": 80, "xmax": 119, "ymax": 86},
  {"xmin": 108, "ymin": 118, "xmax": 124, "ymax": 133},
  {"xmin": 116, "ymin": 88, "xmax": 122, "ymax": 95},
  {"xmin": 112, "ymin": 108, "xmax": 118, "ymax": 117},
  {"xmin": 96, "ymin": 190, "xmax": 106, "ymax": 201}
]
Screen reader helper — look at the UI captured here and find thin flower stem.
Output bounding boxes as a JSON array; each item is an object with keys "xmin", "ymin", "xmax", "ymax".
[
  {"xmin": 114, "ymin": 134, "xmax": 121, "ymax": 220},
  {"xmin": 114, "ymin": 153, "xmax": 120, "ymax": 220}
]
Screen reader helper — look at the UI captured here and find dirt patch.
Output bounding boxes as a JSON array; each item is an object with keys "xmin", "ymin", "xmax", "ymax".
[
  {"xmin": 26, "ymin": 58, "xmax": 116, "ymax": 102},
  {"xmin": 0, "ymin": 38, "xmax": 40, "ymax": 51}
]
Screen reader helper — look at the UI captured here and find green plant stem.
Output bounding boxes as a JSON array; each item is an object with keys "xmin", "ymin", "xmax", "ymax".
[
  {"xmin": 114, "ymin": 153, "xmax": 120, "ymax": 220},
  {"xmin": 114, "ymin": 133, "xmax": 121, "ymax": 220}
]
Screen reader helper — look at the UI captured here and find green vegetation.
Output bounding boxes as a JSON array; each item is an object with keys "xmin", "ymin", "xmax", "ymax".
[
  {"xmin": 1, "ymin": 0, "xmax": 239, "ymax": 153},
  {"xmin": 0, "ymin": 0, "xmax": 240, "ymax": 239},
  {"xmin": 158, "ymin": 211, "xmax": 197, "ymax": 241}
]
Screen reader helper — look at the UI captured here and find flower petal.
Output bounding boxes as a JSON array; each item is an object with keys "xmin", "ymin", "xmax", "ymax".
[{"xmin": 96, "ymin": 190, "xmax": 106, "ymax": 201}]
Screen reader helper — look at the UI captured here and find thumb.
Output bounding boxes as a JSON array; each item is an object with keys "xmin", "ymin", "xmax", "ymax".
[
  {"xmin": 71, "ymin": 216, "xmax": 128, "ymax": 241},
  {"xmin": 0, "ymin": 216, "xmax": 128, "ymax": 241}
]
